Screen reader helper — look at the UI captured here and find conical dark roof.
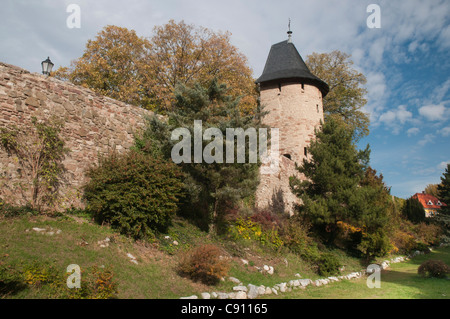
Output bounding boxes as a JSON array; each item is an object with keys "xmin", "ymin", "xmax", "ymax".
[{"xmin": 256, "ymin": 40, "xmax": 329, "ymax": 97}]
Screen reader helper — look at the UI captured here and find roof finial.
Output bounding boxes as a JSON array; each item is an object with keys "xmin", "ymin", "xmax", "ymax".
[{"xmin": 287, "ymin": 18, "xmax": 293, "ymax": 43}]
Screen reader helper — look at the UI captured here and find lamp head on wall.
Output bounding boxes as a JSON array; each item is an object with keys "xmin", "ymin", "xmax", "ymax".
[{"xmin": 41, "ymin": 57, "xmax": 54, "ymax": 76}]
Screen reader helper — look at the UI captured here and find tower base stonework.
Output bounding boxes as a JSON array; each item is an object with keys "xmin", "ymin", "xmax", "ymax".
[{"xmin": 255, "ymin": 155, "xmax": 301, "ymax": 216}]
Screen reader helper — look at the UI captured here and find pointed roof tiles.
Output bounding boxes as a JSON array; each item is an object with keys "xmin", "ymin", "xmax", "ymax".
[{"xmin": 256, "ymin": 40, "xmax": 329, "ymax": 97}]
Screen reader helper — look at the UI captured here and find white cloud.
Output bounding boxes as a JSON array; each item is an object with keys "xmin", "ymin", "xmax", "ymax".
[
  {"xmin": 417, "ymin": 133, "xmax": 435, "ymax": 147},
  {"xmin": 368, "ymin": 37, "xmax": 387, "ymax": 66},
  {"xmin": 432, "ymin": 79, "xmax": 450, "ymax": 102},
  {"xmin": 438, "ymin": 24, "xmax": 450, "ymax": 49},
  {"xmin": 440, "ymin": 126, "xmax": 450, "ymax": 137},
  {"xmin": 364, "ymin": 71, "xmax": 388, "ymax": 121},
  {"xmin": 407, "ymin": 127, "xmax": 420, "ymax": 137},
  {"xmin": 418, "ymin": 104, "xmax": 448, "ymax": 121},
  {"xmin": 438, "ymin": 161, "xmax": 449, "ymax": 171},
  {"xmin": 396, "ymin": 105, "xmax": 413, "ymax": 123},
  {"xmin": 378, "ymin": 105, "xmax": 413, "ymax": 134},
  {"xmin": 379, "ymin": 111, "xmax": 396, "ymax": 123},
  {"xmin": 408, "ymin": 41, "xmax": 419, "ymax": 53}
]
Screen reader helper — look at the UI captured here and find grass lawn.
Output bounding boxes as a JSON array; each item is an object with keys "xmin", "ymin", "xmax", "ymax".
[{"xmin": 265, "ymin": 246, "xmax": 450, "ymax": 299}]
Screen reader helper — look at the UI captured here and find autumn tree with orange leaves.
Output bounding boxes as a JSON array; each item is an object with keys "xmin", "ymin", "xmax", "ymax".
[
  {"xmin": 55, "ymin": 21, "xmax": 257, "ymax": 114},
  {"xmin": 54, "ymin": 25, "xmax": 152, "ymax": 109},
  {"xmin": 306, "ymin": 51, "xmax": 369, "ymax": 141},
  {"xmin": 144, "ymin": 20, "xmax": 257, "ymax": 114}
]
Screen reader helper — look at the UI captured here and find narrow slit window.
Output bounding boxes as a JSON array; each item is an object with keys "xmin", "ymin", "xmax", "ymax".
[
  {"xmin": 304, "ymin": 147, "xmax": 307, "ymax": 157},
  {"xmin": 316, "ymin": 104, "xmax": 319, "ymax": 113},
  {"xmin": 301, "ymin": 83, "xmax": 304, "ymax": 90},
  {"xmin": 278, "ymin": 83, "xmax": 281, "ymax": 92}
]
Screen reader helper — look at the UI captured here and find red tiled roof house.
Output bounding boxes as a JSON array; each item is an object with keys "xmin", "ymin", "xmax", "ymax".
[{"xmin": 413, "ymin": 193, "xmax": 447, "ymax": 217}]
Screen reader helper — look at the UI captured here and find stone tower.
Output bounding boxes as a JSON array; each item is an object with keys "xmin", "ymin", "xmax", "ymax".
[{"xmin": 255, "ymin": 32, "xmax": 329, "ymax": 215}]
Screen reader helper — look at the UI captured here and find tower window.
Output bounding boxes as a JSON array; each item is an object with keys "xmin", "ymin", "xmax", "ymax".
[
  {"xmin": 278, "ymin": 83, "xmax": 281, "ymax": 92},
  {"xmin": 304, "ymin": 147, "xmax": 308, "ymax": 157},
  {"xmin": 316, "ymin": 104, "xmax": 319, "ymax": 113},
  {"xmin": 283, "ymin": 154, "xmax": 292, "ymax": 160},
  {"xmin": 301, "ymin": 83, "xmax": 304, "ymax": 90}
]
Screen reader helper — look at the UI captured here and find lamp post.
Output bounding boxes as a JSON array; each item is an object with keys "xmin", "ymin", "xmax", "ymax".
[{"xmin": 41, "ymin": 57, "xmax": 54, "ymax": 76}]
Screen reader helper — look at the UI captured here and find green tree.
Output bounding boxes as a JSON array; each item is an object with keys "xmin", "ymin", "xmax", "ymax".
[
  {"xmin": 435, "ymin": 164, "xmax": 450, "ymax": 238},
  {"xmin": 290, "ymin": 118, "xmax": 367, "ymax": 232},
  {"xmin": 359, "ymin": 167, "xmax": 392, "ymax": 232},
  {"xmin": 424, "ymin": 183, "xmax": 441, "ymax": 198},
  {"xmin": 290, "ymin": 118, "xmax": 390, "ymax": 258},
  {"xmin": 402, "ymin": 196, "xmax": 426, "ymax": 224},
  {"xmin": 136, "ymin": 79, "xmax": 262, "ymax": 233},
  {"xmin": 437, "ymin": 164, "xmax": 450, "ymax": 215},
  {"xmin": 306, "ymin": 51, "xmax": 369, "ymax": 140}
]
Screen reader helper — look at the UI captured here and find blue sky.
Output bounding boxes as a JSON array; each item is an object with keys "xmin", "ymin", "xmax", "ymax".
[{"xmin": 1, "ymin": 0, "xmax": 449, "ymax": 199}]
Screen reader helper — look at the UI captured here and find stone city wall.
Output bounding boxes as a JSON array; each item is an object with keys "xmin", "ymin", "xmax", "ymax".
[{"xmin": 0, "ymin": 62, "xmax": 153, "ymax": 210}]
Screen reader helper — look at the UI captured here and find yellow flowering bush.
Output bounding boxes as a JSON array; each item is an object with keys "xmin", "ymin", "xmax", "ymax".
[
  {"xmin": 336, "ymin": 221, "xmax": 365, "ymax": 235},
  {"xmin": 228, "ymin": 218, "xmax": 283, "ymax": 250},
  {"xmin": 66, "ymin": 265, "xmax": 118, "ymax": 299}
]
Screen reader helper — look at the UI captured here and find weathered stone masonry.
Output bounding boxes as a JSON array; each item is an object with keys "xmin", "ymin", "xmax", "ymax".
[
  {"xmin": 254, "ymin": 39, "xmax": 329, "ymax": 215},
  {"xmin": 255, "ymin": 82, "xmax": 324, "ymax": 215},
  {"xmin": 0, "ymin": 62, "xmax": 152, "ymax": 209}
]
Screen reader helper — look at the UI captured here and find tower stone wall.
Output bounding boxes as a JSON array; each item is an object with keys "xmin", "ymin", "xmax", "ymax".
[{"xmin": 255, "ymin": 81, "xmax": 324, "ymax": 215}]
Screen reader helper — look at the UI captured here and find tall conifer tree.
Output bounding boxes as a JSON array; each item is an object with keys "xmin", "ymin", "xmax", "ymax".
[
  {"xmin": 137, "ymin": 79, "xmax": 262, "ymax": 233},
  {"xmin": 290, "ymin": 118, "xmax": 391, "ymax": 258},
  {"xmin": 437, "ymin": 164, "xmax": 450, "ymax": 215}
]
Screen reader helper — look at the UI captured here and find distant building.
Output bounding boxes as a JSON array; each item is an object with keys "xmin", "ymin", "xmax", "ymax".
[{"xmin": 413, "ymin": 192, "xmax": 447, "ymax": 217}]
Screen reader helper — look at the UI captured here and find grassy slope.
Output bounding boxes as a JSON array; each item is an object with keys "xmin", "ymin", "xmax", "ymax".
[
  {"xmin": 1, "ymin": 213, "xmax": 448, "ymax": 299},
  {"xmin": 0, "ymin": 214, "xmax": 207, "ymax": 298}
]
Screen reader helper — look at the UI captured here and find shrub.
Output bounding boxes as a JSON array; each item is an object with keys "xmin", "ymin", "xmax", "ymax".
[
  {"xmin": 228, "ymin": 217, "xmax": 283, "ymax": 250},
  {"xmin": 22, "ymin": 262, "xmax": 60, "ymax": 288},
  {"xmin": 177, "ymin": 244, "xmax": 230, "ymax": 285},
  {"xmin": 280, "ymin": 218, "xmax": 320, "ymax": 261},
  {"xmin": 418, "ymin": 260, "xmax": 450, "ymax": 278},
  {"xmin": 414, "ymin": 242, "xmax": 430, "ymax": 253},
  {"xmin": 67, "ymin": 265, "xmax": 118, "ymax": 299},
  {"xmin": 83, "ymin": 150, "xmax": 185, "ymax": 239},
  {"xmin": 0, "ymin": 202, "xmax": 39, "ymax": 218},
  {"xmin": 439, "ymin": 234, "xmax": 450, "ymax": 245},
  {"xmin": 317, "ymin": 253, "xmax": 341, "ymax": 277},
  {"xmin": 357, "ymin": 230, "xmax": 392, "ymax": 260},
  {"xmin": 414, "ymin": 222, "xmax": 442, "ymax": 246},
  {"xmin": 250, "ymin": 209, "xmax": 283, "ymax": 231},
  {"xmin": 1, "ymin": 259, "xmax": 118, "ymax": 299},
  {"xmin": 391, "ymin": 229, "xmax": 417, "ymax": 253}
]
